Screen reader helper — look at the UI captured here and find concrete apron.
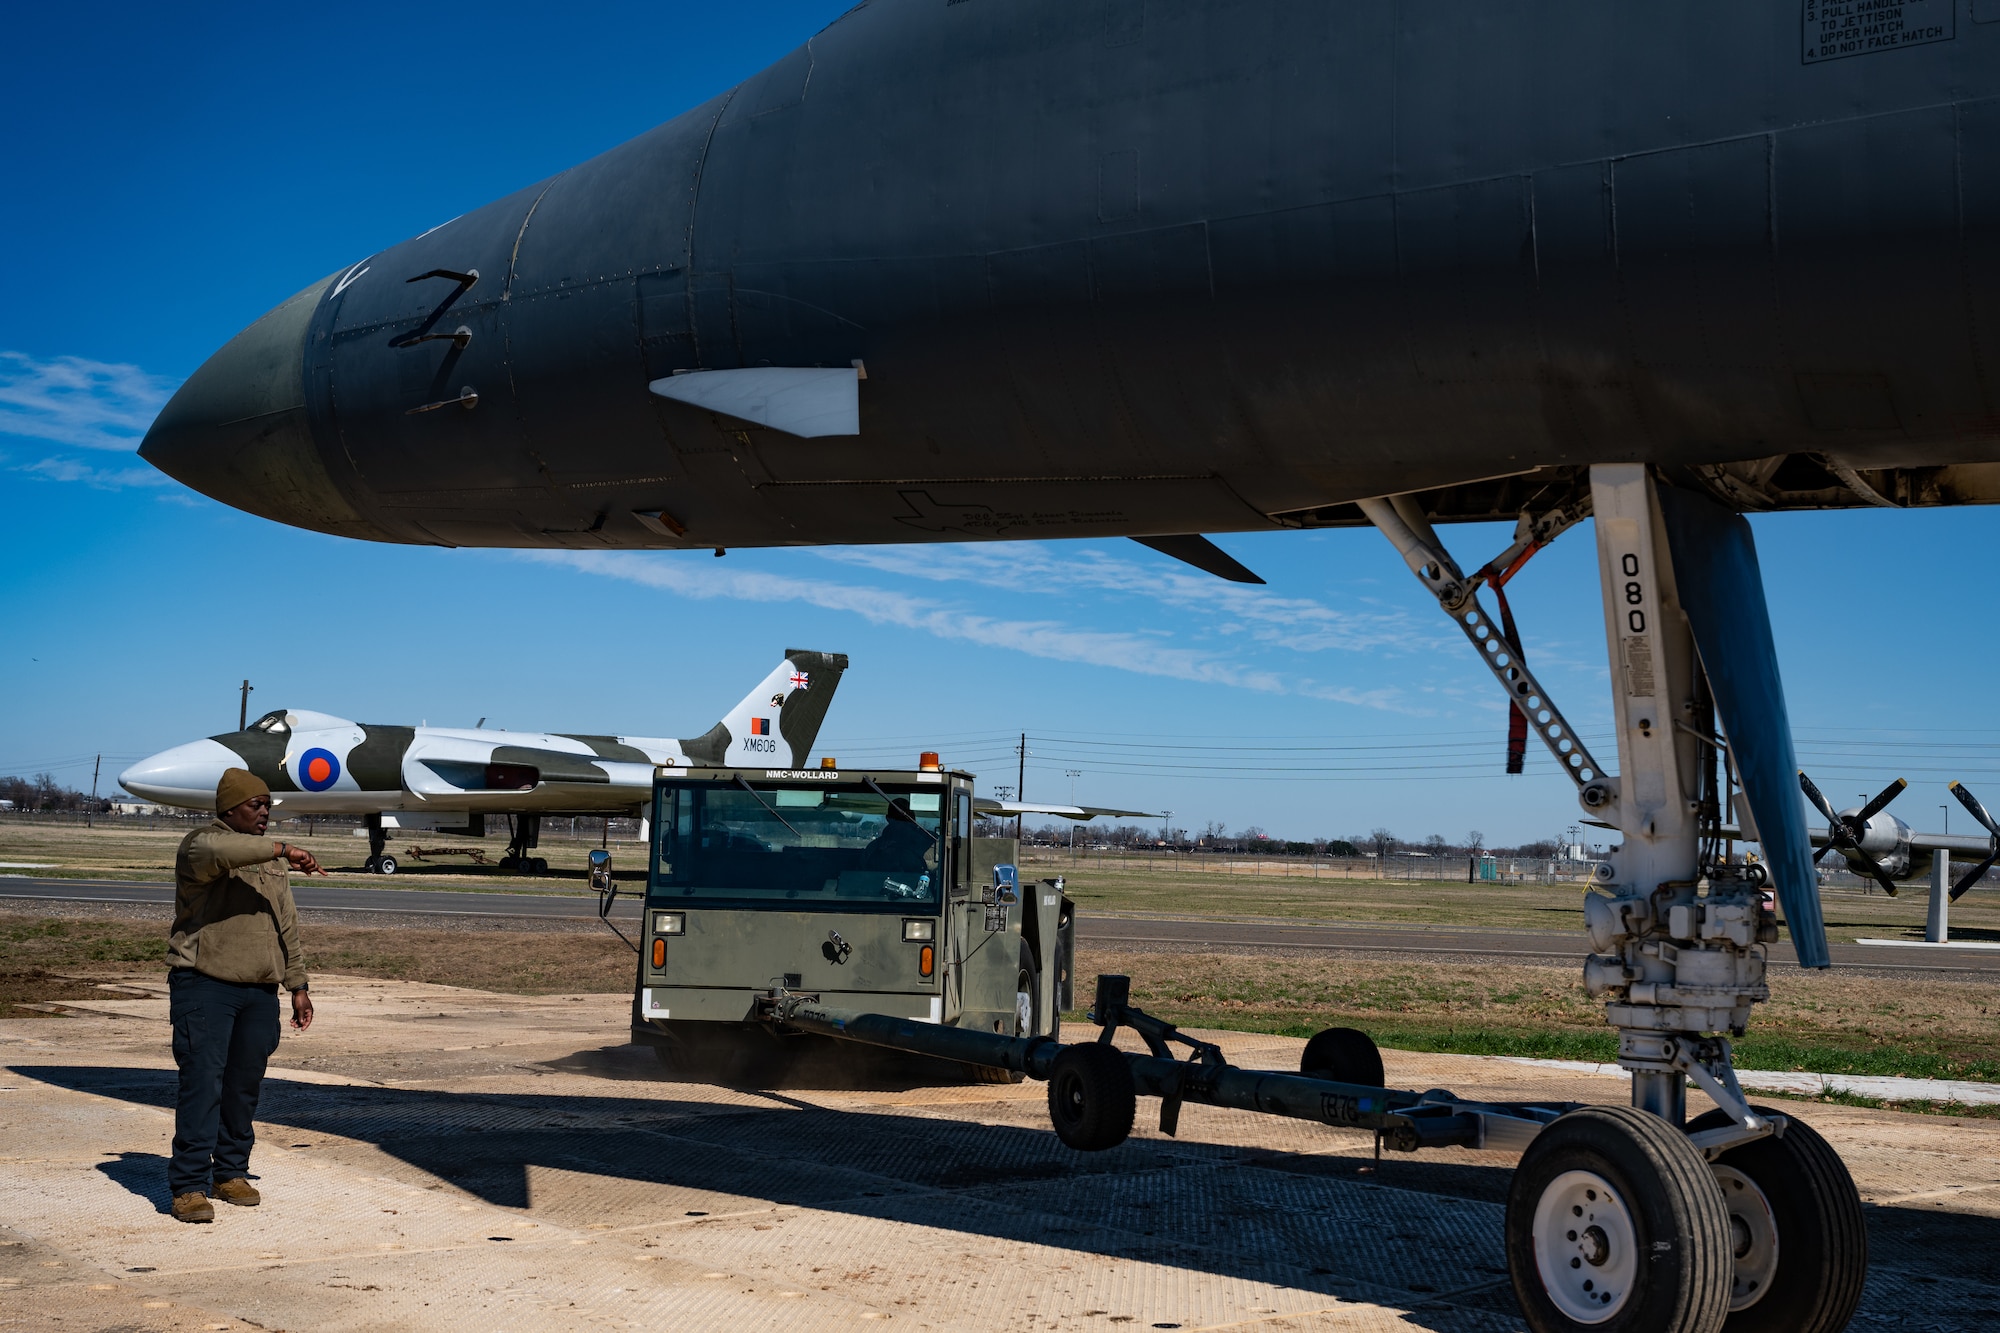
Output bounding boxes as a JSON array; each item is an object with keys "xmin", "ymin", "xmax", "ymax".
[{"xmin": 1, "ymin": 977, "xmax": 1997, "ymax": 1332}]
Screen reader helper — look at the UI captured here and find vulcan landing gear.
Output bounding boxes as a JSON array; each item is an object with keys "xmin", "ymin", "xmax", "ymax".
[
  {"xmin": 360, "ymin": 813, "xmax": 399, "ymax": 875},
  {"xmin": 499, "ymin": 813, "xmax": 548, "ymax": 874}
]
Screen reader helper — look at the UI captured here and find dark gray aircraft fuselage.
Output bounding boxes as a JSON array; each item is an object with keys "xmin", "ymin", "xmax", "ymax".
[{"xmin": 143, "ymin": 0, "xmax": 2000, "ymax": 546}]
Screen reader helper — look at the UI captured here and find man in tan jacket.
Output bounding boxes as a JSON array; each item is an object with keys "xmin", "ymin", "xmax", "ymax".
[{"xmin": 167, "ymin": 768, "xmax": 322, "ymax": 1223}]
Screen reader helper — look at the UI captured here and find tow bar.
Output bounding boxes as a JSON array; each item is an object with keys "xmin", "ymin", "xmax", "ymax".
[{"xmin": 759, "ymin": 973, "xmax": 1575, "ymax": 1155}]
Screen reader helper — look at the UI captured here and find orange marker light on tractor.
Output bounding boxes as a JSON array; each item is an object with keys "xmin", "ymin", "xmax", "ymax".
[
  {"xmin": 919, "ymin": 944, "xmax": 935, "ymax": 978},
  {"xmin": 919, "ymin": 751, "xmax": 941, "ymax": 771},
  {"xmin": 821, "ymin": 757, "xmax": 837, "ymax": 770},
  {"xmin": 651, "ymin": 939, "xmax": 666, "ymax": 968}
]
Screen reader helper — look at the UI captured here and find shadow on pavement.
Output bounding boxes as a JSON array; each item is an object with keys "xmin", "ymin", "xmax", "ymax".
[{"xmin": 22, "ymin": 1060, "xmax": 1525, "ymax": 1323}]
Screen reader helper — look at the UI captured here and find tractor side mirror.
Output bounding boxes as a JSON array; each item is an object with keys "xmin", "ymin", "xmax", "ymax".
[
  {"xmin": 588, "ymin": 847, "xmax": 613, "ymax": 892},
  {"xmin": 986, "ymin": 863, "xmax": 1020, "ymax": 906}
]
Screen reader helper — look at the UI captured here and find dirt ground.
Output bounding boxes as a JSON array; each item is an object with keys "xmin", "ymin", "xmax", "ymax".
[{"xmin": 4, "ymin": 974, "xmax": 1998, "ymax": 1332}]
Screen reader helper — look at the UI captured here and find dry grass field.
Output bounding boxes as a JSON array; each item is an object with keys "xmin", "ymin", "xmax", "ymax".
[
  {"xmin": 0, "ymin": 816, "xmax": 641, "ymax": 891},
  {"xmin": 6, "ymin": 820, "xmax": 1993, "ymax": 944}
]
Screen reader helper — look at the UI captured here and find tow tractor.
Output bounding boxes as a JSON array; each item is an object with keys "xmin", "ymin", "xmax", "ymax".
[
  {"xmin": 629, "ymin": 754, "xmax": 1071, "ymax": 1083},
  {"xmin": 631, "ymin": 732, "xmax": 1863, "ymax": 1331}
]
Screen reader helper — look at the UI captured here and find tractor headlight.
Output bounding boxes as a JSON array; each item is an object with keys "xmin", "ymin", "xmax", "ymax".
[
  {"xmin": 902, "ymin": 918, "xmax": 934, "ymax": 942},
  {"xmin": 653, "ymin": 911, "xmax": 685, "ymax": 935}
]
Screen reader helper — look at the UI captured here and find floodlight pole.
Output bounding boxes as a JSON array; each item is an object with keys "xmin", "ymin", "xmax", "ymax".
[{"xmin": 239, "ymin": 680, "xmax": 254, "ymax": 731}]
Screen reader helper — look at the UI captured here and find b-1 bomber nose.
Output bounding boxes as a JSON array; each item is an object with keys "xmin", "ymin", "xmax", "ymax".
[{"xmin": 139, "ymin": 277, "xmax": 394, "ymax": 541}]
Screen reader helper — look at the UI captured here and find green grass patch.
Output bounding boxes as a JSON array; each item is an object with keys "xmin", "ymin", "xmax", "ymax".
[
  {"xmin": 1731, "ymin": 1038, "xmax": 2000, "ymax": 1084},
  {"xmin": 1066, "ymin": 1003, "xmax": 2000, "ymax": 1085},
  {"xmin": 1747, "ymin": 1087, "xmax": 2000, "ymax": 1120}
]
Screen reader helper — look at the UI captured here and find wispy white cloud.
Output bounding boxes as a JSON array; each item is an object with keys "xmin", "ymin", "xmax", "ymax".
[
  {"xmin": 817, "ymin": 542, "xmax": 1441, "ymax": 655},
  {"xmin": 0, "ymin": 352, "xmax": 177, "ymax": 452},
  {"xmin": 15, "ymin": 455, "xmax": 176, "ymax": 489},
  {"xmin": 522, "ymin": 549, "xmax": 1419, "ymax": 712}
]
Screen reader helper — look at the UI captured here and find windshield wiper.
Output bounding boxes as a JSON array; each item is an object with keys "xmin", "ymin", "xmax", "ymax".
[
  {"xmin": 731, "ymin": 776, "xmax": 803, "ymax": 838},
  {"xmin": 862, "ymin": 777, "xmax": 941, "ymax": 847}
]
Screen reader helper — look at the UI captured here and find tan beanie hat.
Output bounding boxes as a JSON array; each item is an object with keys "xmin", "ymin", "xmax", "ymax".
[{"xmin": 215, "ymin": 767, "xmax": 271, "ymax": 814}]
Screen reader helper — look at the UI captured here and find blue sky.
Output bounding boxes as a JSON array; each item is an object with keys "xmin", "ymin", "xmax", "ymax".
[{"xmin": 4, "ymin": 1, "xmax": 1998, "ymax": 846}]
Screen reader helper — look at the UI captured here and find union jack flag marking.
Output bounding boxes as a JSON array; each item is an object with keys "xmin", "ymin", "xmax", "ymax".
[{"xmin": 790, "ymin": 672, "xmax": 810, "ymax": 690}]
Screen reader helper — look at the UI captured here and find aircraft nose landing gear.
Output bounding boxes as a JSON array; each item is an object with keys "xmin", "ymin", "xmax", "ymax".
[{"xmin": 1365, "ymin": 465, "xmax": 1867, "ymax": 1333}]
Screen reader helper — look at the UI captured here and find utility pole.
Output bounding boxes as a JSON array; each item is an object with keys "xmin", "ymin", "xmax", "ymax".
[
  {"xmin": 88, "ymin": 753, "xmax": 101, "ymax": 828},
  {"xmin": 1066, "ymin": 769, "xmax": 1082, "ymax": 863},
  {"xmin": 1016, "ymin": 732, "xmax": 1027, "ymax": 841},
  {"xmin": 239, "ymin": 679, "xmax": 254, "ymax": 730}
]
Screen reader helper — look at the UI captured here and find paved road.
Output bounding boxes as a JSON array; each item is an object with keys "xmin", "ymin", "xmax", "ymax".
[{"xmin": 5, "ymin": 875, "xmax": 1997, "ymax": 974}]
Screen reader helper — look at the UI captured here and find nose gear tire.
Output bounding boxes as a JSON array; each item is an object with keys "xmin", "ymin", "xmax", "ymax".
[
  {"xmin": 1506, "ymin": 1105, "xmax": 1733, "ymax": 1333},
  {"xmin": 1686, "ymin": 1107, "xmax": 1866, "ymax": 1333}
]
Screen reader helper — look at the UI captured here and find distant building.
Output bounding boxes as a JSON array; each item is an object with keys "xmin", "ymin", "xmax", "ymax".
[{"xmin": 111, "ymin": 797, "xmax": 167, "ymax": 815}]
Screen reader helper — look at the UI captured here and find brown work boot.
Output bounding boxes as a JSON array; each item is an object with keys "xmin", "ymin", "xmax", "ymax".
[
  {"xmin": 211, "ymin": 1178, "xmax": 261, "ymax": 1207},
  {"xmin": 171, "ymin": 1191, "xmax": 214, "ymax": 1223}
]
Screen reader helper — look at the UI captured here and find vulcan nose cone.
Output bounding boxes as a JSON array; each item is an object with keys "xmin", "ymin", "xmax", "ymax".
[
  {"xmin": 139, "ymin": 277, "xmax": 393, "ymax": 541},
  {"xmin": 120, "ymin": 739, "xmax": 248, "ymax": 811}
]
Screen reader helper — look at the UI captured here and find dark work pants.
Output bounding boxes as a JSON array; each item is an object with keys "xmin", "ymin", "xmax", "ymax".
[{"xmin": 168, "ymin": 969, "xmax": 280, "ymax": 1197}]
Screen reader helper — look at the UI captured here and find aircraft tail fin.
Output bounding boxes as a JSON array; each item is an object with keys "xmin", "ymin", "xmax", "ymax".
[{"xmin": 680, "ymin": 650, "xmax": 850, "ymax": 769}]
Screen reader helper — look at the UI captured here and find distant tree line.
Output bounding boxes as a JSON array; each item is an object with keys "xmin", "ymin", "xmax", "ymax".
[
  {"xmin": 1005, "ymin": 815, "xmax": 1574, "ymax": 861},
  {"xmin": 0, "ymin": 773, "xmax": 107, "ymax": 813}
]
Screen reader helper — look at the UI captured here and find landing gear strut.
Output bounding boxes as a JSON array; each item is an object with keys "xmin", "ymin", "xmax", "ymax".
[
  {"xmin": 499, "ymin": 813, "xmax": 548, "ymax": 874},
  {"xmin": 1365, "ymin": 464, "xmax": 1867, "ymax": 1333},
  {"xmin": 361, "ymin": 812, "xmax": 398, "ymax": 875}
]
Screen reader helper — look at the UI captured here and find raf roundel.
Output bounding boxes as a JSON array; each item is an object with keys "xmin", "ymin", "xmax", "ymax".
[{"xmin": 299, "ymin": 748, "xmax": 342, "ymax": 792}]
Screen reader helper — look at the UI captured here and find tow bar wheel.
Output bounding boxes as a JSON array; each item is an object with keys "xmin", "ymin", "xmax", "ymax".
[
  {"xmin": 1507, "ymin": 1106, "xmax": 1733, "ymax": 1333},
  {"xmin": 1046, "ymin": 1043, "xmax": 1136, "ymax": 1152}
]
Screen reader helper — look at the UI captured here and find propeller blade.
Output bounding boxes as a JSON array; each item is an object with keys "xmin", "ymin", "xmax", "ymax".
[
  {"xmin": 1952, "ymin": 856, "xmax": 2000, "ymax": 896},
  {"xmin": 1798, "ymin": 770, "xmax": 1843, "ymax": 829},
  {"xmin": 1951, "ymin": 853, "xmax": 1998, "ymax": 902},
  {"xmin": 1949, "ymin": 781, "xmax": 2000, "ymax": 841},
  {"xmin": 1812, "ymin": 845, "xmax": 1832, "ymax": 865},
  {"xmin": 1853, "ymin": 851, "xmax": 1900, "ymax": 897},
  {"xmin": 1856, "ymin": 776, "xmax": 1908, "ymax": 823}
]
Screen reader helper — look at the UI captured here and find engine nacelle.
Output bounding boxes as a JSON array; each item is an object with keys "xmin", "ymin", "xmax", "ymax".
[{"xmin": 1828, "ymin": 808, "xmax": 1930, "ymax": 882}]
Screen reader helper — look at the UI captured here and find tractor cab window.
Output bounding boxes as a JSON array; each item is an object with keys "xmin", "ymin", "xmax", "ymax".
[{"xmin": 652, "ymin": 781, "xmax": 944, "ymax": 908}]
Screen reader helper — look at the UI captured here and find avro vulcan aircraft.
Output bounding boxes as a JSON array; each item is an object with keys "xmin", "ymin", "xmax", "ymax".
[
  {"xmin": 120, "ymin": 651, "xmax": 846, "ymax": 873},
  {"xmin": 133, "ymin": 5, "xmax": 2000, "ymax": 1331}
]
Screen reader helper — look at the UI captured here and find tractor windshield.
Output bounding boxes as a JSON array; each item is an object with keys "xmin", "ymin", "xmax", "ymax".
[{"xmin": 650, "ymin": 780, "xmax": 943, "ymax": 908}]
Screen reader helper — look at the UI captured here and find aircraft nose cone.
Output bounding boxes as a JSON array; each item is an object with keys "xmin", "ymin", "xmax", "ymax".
[
  {"xmin": 139, "ymin": 277, "xmax": 394, "ymax": 541},
  {"xmin": 119, "ymin": 739, "xmax": 247, "ymax": 811}
]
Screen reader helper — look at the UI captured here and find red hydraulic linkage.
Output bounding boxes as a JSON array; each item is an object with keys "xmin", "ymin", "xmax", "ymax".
[{"xmin": 1476, "ymin": 540, "xmax": 1545, "ymax": 775}]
